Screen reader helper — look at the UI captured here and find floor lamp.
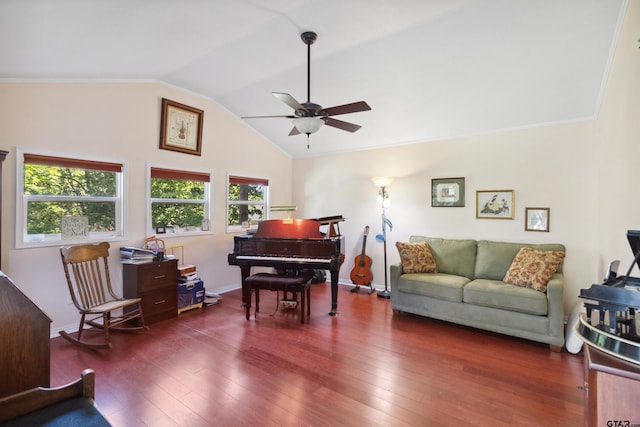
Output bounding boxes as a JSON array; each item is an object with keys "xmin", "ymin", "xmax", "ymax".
[{"xmin": 372, "ymin": 177, "xmax": 393, "ymax": 299}]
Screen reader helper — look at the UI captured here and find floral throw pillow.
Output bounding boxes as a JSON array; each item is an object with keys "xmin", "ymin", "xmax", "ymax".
[
  {"xmin": 503, "ymin": 247, "xmax": 565, "ymax": 292},
  {"xmin": 395, "ymin": 241, "xmax": 438, "ymax": 274}
]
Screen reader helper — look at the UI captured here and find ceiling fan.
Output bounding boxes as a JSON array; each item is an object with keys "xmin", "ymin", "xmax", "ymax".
[{"xmin": 242, "ymin": 31, "xmax": 371, "ymax": 145}]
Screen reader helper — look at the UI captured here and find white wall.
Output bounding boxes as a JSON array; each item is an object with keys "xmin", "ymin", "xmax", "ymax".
[
  {"xmin": 293, "ymin": 1, "xmax": 640, "ymax": 314},
  {"xmin": 293, "ymin": 122, "xmax": 599, "ymax": 312},
  {"xmin": 0, "ymin": 81, "xmax": 293, "ymax": 333},
  {"xmin": 596, "ymin": 0, "xmax": 640, "ymax": 265},
  {"xmin": 1, "ymin": 2, "xmax": 637, "ymax": 334}
]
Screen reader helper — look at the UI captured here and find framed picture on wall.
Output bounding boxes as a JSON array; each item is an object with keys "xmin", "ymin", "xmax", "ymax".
[
  {"xmin": 525, "ymin": 207, "xmax": 550, "ymax": 232},
  {"xmin": 159, "ymin": 98, "xmax": 204, "ymax": 156},
  {"xmin": 431, "ymin": 177, "xmax": 465, "ymax": 207},
  {"xmin": 476, "ymin": 190, "xmax": 514, "ymax": 219}
]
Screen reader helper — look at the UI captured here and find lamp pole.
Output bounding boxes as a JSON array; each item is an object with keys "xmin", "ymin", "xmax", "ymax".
[
  {"xmin": 375, "ymin": 186, "xmax": 392, "ymax": 299},
  {"xmin": 371, "ymin": 177, "xmax": 394, "ymax": 299},
  {"xmin": 377, "ymin": 208, "xmax": 391, "ymax": 299}
]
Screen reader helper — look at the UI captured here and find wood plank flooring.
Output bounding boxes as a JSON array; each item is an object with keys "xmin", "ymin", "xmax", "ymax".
[{"xmin": 50, "ymin": 283, "xmax": 585, "ymax": 426}]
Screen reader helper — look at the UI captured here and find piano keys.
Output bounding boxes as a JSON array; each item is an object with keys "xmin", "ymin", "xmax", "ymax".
[{"xmin": 228, "ymin": 219, "xmax": 345, "ymax": 316}]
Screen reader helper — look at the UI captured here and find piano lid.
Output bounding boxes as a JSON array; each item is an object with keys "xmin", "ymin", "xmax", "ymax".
[
  {"xmin": 252, "ymin": 219, "xmax": 323, "ymax": 239},
  {"xmin": 628, "ymin": 230, "xmax": 640, "ymax": 271}
]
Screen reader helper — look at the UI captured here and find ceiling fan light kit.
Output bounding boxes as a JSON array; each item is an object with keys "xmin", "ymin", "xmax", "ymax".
[
  {"xmin": 242, "ymin": 31, "xmax": 371, "ymax": 148},
  {"xmin": 292, "ymin": 117, "xmax": 324, "ymax": 135}
]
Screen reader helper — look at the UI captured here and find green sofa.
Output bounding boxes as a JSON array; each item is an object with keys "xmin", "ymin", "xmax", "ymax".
[{"xmin": 390, "ymin": 236, "xmax": 566, "ymax": 350}]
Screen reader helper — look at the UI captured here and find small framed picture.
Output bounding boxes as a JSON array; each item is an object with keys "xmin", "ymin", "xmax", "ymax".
[
  {"xmin": 159, "ymin": 98, "xmax": 204, "ymax": 156},
  {"xmin": 476, "ymin": 190, "xmax": 514, "ymax": 219},
  {"xmin": 431, "ymin": 177, "xmax": 465, "ymax": 207},
  {"xmin": 155, "ymin": 226, "xmax": 166, "ymax": 234},
  {"xmin": 525, "ymin": 208, "xmax": 550, "ymax": 232}
]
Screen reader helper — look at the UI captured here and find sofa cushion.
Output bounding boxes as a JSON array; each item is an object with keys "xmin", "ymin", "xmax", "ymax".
[
  {"xmin": 474, "ymin": 240, "xmax": 566, "ymax": 280},
  {"xmin": 395, "ymin": 241, "xmax": 437, "ymax": 273},
  {"xmin": 396, "ymin": 273, "xmax": 470, "ymax": 302},
  {"xmin": 503, "ymin": 247, "xmax": 566, "ymax": 292},
  {"xmin": 410, "ymin": 236, "xmax": 477, "ymax": 279},
  {"xmin": 463, "ymin": 279, "xmax": 548, "ymax": 315}
]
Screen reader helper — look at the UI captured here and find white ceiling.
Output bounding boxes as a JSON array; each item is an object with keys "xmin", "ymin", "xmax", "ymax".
[{"xmin": 0, "ymin": 0, "xmax": 626, "ymax": 158}]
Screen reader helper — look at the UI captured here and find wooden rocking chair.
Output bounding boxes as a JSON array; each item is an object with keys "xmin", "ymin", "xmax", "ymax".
[{"xmin": 59, "ymin": 242, "xmax": 147, "ymax": 349}]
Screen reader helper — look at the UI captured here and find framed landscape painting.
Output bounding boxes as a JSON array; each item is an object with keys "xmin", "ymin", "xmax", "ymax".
[
  {"xmin": 476, "ymin": 190, "xmax": 514, "ymax": 219},
  {"xmin": 431, "ymin": 177, "xmax": 465, "ymax": 207}
]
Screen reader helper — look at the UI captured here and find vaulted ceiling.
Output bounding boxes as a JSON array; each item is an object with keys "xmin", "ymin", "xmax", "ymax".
[{"xmin": 0, "ymin": 0, "xmax": 626, "ymax": 158}]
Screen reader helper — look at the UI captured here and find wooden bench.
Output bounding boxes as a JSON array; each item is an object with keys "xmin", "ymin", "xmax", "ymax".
[
  {"xmin": 244, "ymin": 272, "xmax": 314, "ymax": 323},
  {"xmin": 0, "ymin": 369, "xmax": 110, "ymax": 426}
]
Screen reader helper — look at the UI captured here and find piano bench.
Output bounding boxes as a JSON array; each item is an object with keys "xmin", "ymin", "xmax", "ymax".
[{"xmin": 244, "ymin": 272, "xmax": 314, "ymax": 323}]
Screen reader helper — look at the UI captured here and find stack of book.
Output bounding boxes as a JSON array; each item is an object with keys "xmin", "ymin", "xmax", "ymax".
[
  {"xmin": 120, "ymin": 247, "xmax": 155, "ymax": 263},
  {"xmin": 177, "ymin": 265, "xmax": 205, "ymax": 312}
]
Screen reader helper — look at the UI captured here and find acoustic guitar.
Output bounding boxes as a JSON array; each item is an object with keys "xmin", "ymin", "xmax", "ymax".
[{"xmin": 350, "ymin": 226, "xmax": 374, "ymax": 294}]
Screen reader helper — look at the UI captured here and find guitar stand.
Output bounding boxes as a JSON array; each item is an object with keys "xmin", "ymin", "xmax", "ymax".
[{"xmin": 351, "ymin": 283, "xmax": 374, "ymax": 295}]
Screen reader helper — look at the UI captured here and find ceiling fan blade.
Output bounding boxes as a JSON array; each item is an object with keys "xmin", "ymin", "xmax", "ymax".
[
  {"xmin": 273, "ymin": 92, "xmax": 306, "ymax": 111},
  {"xmin": 241, "ymin": 114, "xmax": 296, "ymax": 119},
  {"xmin": 324, "ymin": 117, "xmax": 362, "ymax": 133},
  {"xmin": 323, "ymin": 101, "xmax": 371, "ymax": 117},
  {"xmin": 288, "ymin": 126, "xmax": 300, "ymax": 136}
]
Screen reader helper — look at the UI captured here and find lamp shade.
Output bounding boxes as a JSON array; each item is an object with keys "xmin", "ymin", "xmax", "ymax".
[
  {"xmin": 371, "ymin": 176, "xmax": 394, "ymax": 188},
  {"xmin": 293, "ymin": 117, "xmax": 324, "ymax": 134}
]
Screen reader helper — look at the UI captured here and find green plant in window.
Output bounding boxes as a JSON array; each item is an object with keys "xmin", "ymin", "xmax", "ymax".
[{"xmin": 24, "ymin": 165, "xmax": 117, "ymax": 234}]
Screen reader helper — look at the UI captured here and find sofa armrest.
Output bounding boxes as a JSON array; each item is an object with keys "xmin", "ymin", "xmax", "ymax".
[
  {"xmin": 390, "ymin": 263, "xmax": 403, "ymax": 288},
  {"xmin": 390, "ymin": 263, "xmax": 403, "ymax": 300},
  {"xmin": 546, "ymin": 273, "xmax": 565, "ymax": 338}
]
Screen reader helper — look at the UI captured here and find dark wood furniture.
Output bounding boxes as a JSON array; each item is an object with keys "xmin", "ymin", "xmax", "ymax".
[
  {"xmin": 60, "ymin": 242, "xmax": 147, "ymax": 349},
  {"xmin": 123, "ymin": 259, "xmax": 178, "ymax": 324},
  {"xmin": 228, "ymin": 219, "xmax": 344, "ymax": 316},
  {"xmin": 583, "ymin": 345, "xmax": 640, "ymax": 426},
  {"xmin": 0, "ymin": 150, "xmax": 8, "ymax": 270},
  {"xmin": 0, "ymin": 369, "xmax": 109, "ymax": 425},
  {"xmin": 244, "ymin": 272, "xmax": 313, "ymax": 323},
  {"xmin": 0, "ymin": 273, "xmax": 51, "ymax": 399}
]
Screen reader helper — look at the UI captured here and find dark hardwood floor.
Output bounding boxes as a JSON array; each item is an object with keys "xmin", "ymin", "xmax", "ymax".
[{"xmin": 50, "ymin": 283, "xmax": 585, "ymax": 426}]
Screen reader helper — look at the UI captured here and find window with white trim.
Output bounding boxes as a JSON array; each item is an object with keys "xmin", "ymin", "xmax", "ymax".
[
  {"xmin": 148, "ymin": 166, "xmax": 211, "ymax": 235},
  {"xmin": 17, "ymin": 150, "xmax": 125, "ymax": 248},
  {"xmin": 227, "ymin": 175, "xmax": 269, "ymax": 232}
]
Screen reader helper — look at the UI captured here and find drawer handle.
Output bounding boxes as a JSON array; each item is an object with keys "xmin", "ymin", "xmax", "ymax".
[
  {"xmin": 154, "ymin": 300, "xmax": 166, "ymax": 305},
  {"xmin": 153, "ymin": 275, "xmax": 166, "ymax": 280}
]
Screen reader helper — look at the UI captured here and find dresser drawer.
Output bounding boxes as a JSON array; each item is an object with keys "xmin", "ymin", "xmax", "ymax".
[
  {"xmin": 141, "ymin": 287, "xmax": 177, "ymax": 323},
  {"xmin": 136, "ymin": 261, "xmax": 177, "ymax": 292},
  {"xmin": 122, "ymin": 259, "xmax": 178, "ymax": 324}
]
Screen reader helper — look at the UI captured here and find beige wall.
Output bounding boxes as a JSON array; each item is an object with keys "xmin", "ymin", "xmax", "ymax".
[
  {"xmin": 1, "ymin": 2, "xmax": 637, "ymax": 333},
  {"xmin": 596, "ymin": 0, "xmax": 640, "ymax": 263},
  {"xmin": 293, "ymin": 1, "xmax": 640, "ymax": 314},
  {"xmin": 293, "ymin": 120, "xmax": 599, "ymax": 313},
  {"xmin": 0, "ymin": 81, "xmax": 293, "ymax": 332}
]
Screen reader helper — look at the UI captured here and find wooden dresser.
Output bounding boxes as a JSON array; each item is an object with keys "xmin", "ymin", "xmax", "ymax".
[
  {"xmin": 123, "ymin": 259, "xmax": 178, "ymax": 324},
  {"xmin": 0, "ymin": 274, "xmax": 51, "ymax": 398},
  {"xmin": 584, "ymin": 345, "xmax": 640, "ymax": 426}
]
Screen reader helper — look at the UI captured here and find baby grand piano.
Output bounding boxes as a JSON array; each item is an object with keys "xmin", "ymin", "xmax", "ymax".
[
  {"xmin": 228, "ymin": 219, "xmax": 345, "ymax": 316},
  {"xmin": 578, "ymin": 230, "xmax": 640, "ymax": 364}
]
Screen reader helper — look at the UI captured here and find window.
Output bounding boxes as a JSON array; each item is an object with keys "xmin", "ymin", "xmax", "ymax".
[
  {"xmin": 227, "ymin": 175, "xmax": 269, "ymax": 232},
  {"xmin": 148, "ymin": 166, "xmax": 211, "ymax": 235},
  {"xmin": 17, "ymin": 150, "xmax": 125, "ymax": 248}
]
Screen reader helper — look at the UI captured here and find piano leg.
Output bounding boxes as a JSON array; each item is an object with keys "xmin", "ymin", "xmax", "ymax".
[
  {"xmin": 241, "ymin": 267, "xmax": 251, "ymax": 319},
  {"xmin": 329, "ymin": 270, "xmax": 339, "ymax": 316},
  {"xmin": 240, "ymin": 267, "xmax": 251, "ymax": 308}
]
